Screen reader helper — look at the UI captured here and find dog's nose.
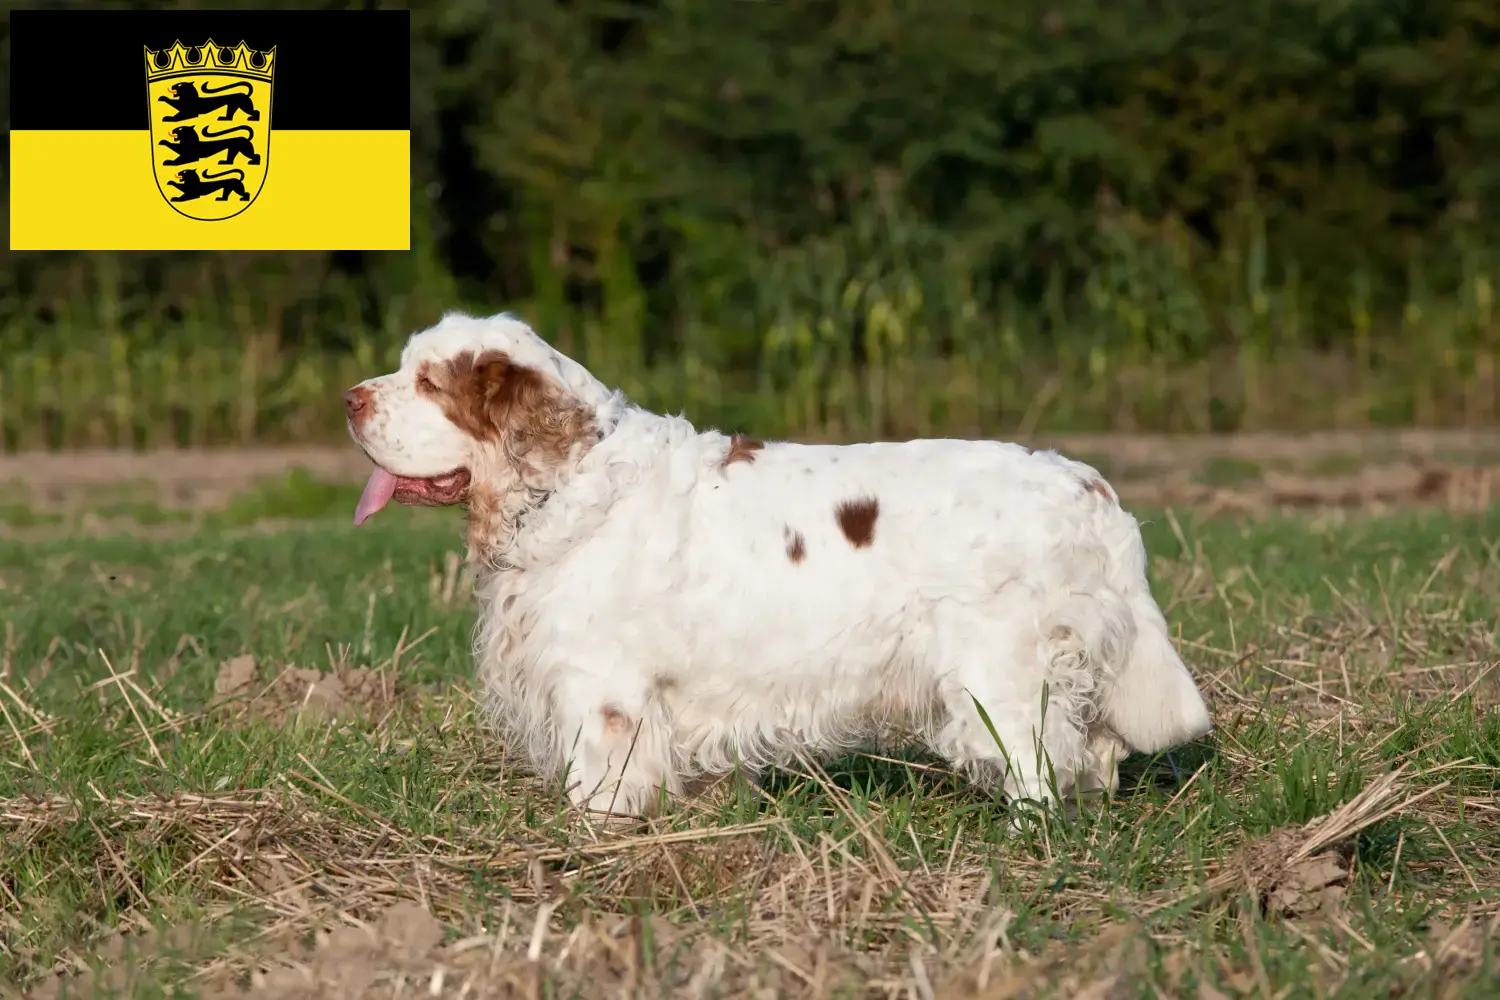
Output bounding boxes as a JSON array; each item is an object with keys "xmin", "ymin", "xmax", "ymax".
[{"xmin": 345, "ymin": 385, "xmax": 370, "ymax": 419}]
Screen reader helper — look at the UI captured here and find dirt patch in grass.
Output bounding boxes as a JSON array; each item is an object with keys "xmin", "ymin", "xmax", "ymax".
[
  {"xmin": 1155, "ymin": 460, "xmax": 1500, "ymax": 515},
  {"xmin": 210, "ymin": 654, "xmax": 407, "ymax": 728},
  {"xmin": 0, "ymin": 448, "xmax": 371, "ymax": 511}
]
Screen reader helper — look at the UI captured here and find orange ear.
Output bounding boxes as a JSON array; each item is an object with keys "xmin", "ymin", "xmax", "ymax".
[
  {"xmin": 440, "ymin": 350, "xmax": 597, "ymax": 482},
  {"xmin": 446, "ymin": 350, "xmax": 521, "ymax": 442},
  {"xmin": 471, "ymin": 353, "xmax": 514, "ymax": 409}
]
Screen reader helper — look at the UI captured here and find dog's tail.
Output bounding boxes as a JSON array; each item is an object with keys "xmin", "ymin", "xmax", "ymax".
[{"xmin": 1091, "ymin": 522, "xmax": 1212, "ymax": 754}]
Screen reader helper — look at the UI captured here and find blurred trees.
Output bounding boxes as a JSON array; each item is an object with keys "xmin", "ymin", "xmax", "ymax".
[{"xmin": 3, "ymin": 0, "xmax": 1498, "ymax": 364}]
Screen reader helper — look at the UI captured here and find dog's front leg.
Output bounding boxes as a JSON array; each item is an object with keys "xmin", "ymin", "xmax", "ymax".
[
  {"xmin": 1077, "ymin": 724, "xmax": 1127, "ymax": 799},
  {"xmin": 556, "ymin": 694, "xmax": 676, "ymax": 819}
]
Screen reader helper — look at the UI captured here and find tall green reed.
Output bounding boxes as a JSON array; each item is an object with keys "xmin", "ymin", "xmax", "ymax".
[{"xmin": 1, "ymin": 205, "xmax": 1495, "ymax": 451}]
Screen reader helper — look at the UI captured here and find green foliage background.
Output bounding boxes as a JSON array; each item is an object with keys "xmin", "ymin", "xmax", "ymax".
[{"xmin": 2, "ymin": 0, "xmax": 1499, "ymax": 445}]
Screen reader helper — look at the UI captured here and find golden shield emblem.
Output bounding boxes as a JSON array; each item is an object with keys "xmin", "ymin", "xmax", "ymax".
[{"xmin": 145, "ymin": 39, "xmax": 275, "ymax": 221}]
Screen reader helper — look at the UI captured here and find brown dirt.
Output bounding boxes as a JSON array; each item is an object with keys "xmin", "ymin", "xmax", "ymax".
[
  {"xmin": 1236, "ymin": 830, "xmax": 1350, "ymax": 919},
  {"xmin": 214, "ymin": 902, "xmax": 450, "ymax": 1000},
  {"xmin": 1137, "ymin": 460, "xmax": 1500, "ymax": 515},
  {"xmin": 0, "ymin": 447, "xmax": 371, "ymax": 511},
  {"xmin": 209, "ymin": 654, "xmax": 405, "ymax": 728},
  {"xmin": 3, "ymin": 429, "xmax": 1499, "ymax": 515}
]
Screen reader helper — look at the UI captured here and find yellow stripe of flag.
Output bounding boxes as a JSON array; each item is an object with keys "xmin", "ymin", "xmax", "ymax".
[{"xmin": 11, "ymin": 130, "xmax": 410, "ymax": 250}]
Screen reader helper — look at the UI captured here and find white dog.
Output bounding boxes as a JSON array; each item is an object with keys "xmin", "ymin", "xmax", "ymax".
[{"xmin": 346, "ymin": 312, "xmax": 1212, "ymax": 817}]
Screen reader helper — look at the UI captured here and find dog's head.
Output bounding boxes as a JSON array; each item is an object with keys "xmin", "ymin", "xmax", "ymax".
[{"xmin": 345, "ymin": 312, "xmax": 612, "ymax": 526}]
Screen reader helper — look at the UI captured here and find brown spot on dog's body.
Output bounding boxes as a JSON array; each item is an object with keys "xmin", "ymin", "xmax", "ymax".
[
  {"xmin": 784, "ymin": 526, "xmax": 806, "ymax": 563},
  {"xmin": 834, "ymin": 496, "xmax": 879, "ymax": 548},
  {"xmin": 722, "ymin": 434, "xmax": 764, "ymax": 468},
  {"xmin": 1082, "ymin": 477, "xmax": 1117, "ymax": 504},
  {"xmin": 602, "ymin": 706, "xmax": 633, "ymax": 735}
]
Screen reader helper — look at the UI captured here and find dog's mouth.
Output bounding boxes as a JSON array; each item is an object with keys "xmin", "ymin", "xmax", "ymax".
[{"xmin": 354, "ymin": 465, "xmax": 472, "ymax": 526}]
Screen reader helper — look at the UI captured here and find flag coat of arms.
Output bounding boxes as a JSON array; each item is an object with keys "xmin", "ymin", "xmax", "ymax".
[
  {"xmin": 148, "ymin": 40, "xmax": 275, "ymax": 222},
  {"xmin": 9, "ymin": 10, "xmax": 410, "ymax": 250}
]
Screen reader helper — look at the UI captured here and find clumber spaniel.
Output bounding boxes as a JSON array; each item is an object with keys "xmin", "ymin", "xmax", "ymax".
[{"xmin": 346, "ymin": 312, "xmax": 1212, "ymax": 817}]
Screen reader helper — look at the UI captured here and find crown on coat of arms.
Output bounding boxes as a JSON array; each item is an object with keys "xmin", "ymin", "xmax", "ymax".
[{"xmin": 145, "ymin": 39, "xmax": 275, "ymax": 82}]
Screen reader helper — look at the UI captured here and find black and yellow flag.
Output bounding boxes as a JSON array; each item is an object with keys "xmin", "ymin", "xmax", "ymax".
[{"xmin": 10, "ymin": 9, "xmax": 410, "ymax": 250}]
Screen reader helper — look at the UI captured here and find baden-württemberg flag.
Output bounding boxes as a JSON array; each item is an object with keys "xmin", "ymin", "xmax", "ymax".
[{"xmin": 10, "ymin": 9, "xmax": 410, "ymax": 250}]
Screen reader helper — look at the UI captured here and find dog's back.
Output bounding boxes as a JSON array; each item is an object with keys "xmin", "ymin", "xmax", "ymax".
[{"xmin": 504, "ymin": 426, "xmax": 1211, "ymax": 800}]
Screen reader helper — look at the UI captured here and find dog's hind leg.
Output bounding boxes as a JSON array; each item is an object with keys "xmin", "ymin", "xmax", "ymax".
[{"xmin": 922, "ymin": 600, "xmax": 1089, "ymax": 809}]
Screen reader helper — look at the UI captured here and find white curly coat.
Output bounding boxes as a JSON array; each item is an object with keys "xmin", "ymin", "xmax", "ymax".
[{"xmin": 347, "ymin": 312, "xmax": 1213, "ymax": 817}]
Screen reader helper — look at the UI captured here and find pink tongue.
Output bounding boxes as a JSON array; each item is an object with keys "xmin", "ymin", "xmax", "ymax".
[{"xmin": 354, "ymin": 468, "xmax": 399, "ymax": 526}]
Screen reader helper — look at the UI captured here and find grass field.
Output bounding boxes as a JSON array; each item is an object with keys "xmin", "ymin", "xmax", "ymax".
[{"xmin": 1, "ymin": 475, "xmax": 1498, "ymax": 998}]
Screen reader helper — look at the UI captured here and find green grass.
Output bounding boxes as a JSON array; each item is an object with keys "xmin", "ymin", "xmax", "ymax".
[{"xmin": 1, "ymin": 497, "xmax": 1497, "ymax": 997}]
